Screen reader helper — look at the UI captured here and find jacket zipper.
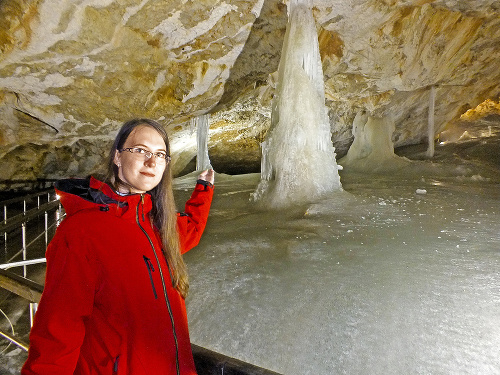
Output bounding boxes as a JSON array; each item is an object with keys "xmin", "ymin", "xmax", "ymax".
[
  {"xmin": 143, "ymin": 256, "xmax": 158, "ymax": 299},
  {"xmin": 136, "ymin": 194, "xmax": 180, "ymax": 375},
  {"xmin": 113, "ymin": 355, "xmax": 119, "ymax": 373}
]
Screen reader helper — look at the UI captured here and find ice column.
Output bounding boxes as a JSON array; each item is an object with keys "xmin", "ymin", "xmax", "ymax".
[
  {"xmin": 338, "ymin": 112, "xmax": 410, "ymax": 172},
  {"xmin": 191, "ymin": 114, "xmax": 212, "ymax": 171},
  {"xmin": 426, "ymin": 85, "xmax": 436, "ymax": 158},
  {"xmin": 253, "ymin": 0, "xmax": 342, "ymax": 208}
]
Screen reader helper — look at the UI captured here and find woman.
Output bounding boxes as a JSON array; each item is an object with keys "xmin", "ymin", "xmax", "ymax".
[{"xmin": 22, "ymin": 119, "xmax": 214, "ymax": 375}]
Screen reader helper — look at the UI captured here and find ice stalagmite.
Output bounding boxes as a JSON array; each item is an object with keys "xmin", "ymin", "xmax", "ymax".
[
  {"xmin": 253, "ymin": 0, "xmax": 342, "ymax": 208},
  {"xmin": 339, "ymin": 112, "xmax": 410, "ymax": 172}
]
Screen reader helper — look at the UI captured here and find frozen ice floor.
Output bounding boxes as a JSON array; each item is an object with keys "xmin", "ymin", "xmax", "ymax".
[{"xmin": 181, "ymin": 137, "xmax": 500, "ymax": 375}]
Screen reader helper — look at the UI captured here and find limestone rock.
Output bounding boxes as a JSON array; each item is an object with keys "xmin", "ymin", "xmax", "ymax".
[{"xmin": 0, "ymin": 0, "xmax": 499, "ymax": 182}]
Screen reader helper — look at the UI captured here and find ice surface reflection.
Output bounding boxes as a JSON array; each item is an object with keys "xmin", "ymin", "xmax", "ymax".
[{"xmin": 179, "ymin": 136, "xmax": 500, "ymax": 375}]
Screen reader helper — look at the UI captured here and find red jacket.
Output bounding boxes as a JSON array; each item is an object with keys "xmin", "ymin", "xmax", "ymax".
[{"xmin": 22, "ymin": 177, "xmax": 213, "ymax": 375}]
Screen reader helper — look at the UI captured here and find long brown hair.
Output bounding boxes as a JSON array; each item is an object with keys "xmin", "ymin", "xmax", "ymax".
[{"xmin": 107, "ymin": 118, "xmax": 189, "ymax": 298}]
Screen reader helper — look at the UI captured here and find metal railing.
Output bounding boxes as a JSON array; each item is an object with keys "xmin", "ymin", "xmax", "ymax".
[
  {"xmin": 1, "ymin": 187, "xmax": 61, "ymax": 273},
  {"xmin": 2, "ymin": 187, "xmax": 58, "ymax": 227},
  {"xmin": 0, "ymin": 185, "xmax": 61, "ymax": 352}
]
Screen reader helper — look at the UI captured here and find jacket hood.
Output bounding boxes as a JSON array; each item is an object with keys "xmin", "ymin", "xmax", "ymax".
[{"xmin": 55, "ymin": 177, "xmax": 152, "ymax": 218}]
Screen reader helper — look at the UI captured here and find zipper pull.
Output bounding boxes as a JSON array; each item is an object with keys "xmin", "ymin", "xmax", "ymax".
[
  {"xmin": 143, "ymin": 255, "xmax": 155, "ymax": 272},
  {"xmin": 143, "ymin": 255, "xmax": 158, "ymax": 299}
]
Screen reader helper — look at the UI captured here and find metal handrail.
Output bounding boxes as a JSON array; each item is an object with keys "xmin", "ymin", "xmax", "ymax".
[
  {"xmin": 1, "ymin": 203, "xmax": 63, "ymax": 282},
  {"xmin": 0, "ymin": 258, "xmax": 47, "ymax": 270},
  {"xmin": 0, "ymin": 330, "xmax": 29, "ymax": 352},
  {"xmin": 1, "ymin": 186, "xmax": 56, "ymax": 227},
  {"xmin": 4, "ymin": 216, "xmax": 61, "ymax": 264},
  {"xmin": 1, "ymin": 184, "xmax": 62, "ymax": 269}
]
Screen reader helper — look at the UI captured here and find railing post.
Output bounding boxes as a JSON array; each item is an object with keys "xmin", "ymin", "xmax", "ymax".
[
  {"xmin": 44, "ymin": 211, "xmax": 48, "ymax": 247},
  {"xmin": 30, "ymin": 302, "xmax": 38, "ymax": 327},
  {"xmin": 3, "ymin": 204, "xmax": 6, "ymax": 224},
  {"xmin": 22, "ymin": 223, "xmax": 27, "ymax": 278},
  {"xmin": 3, "ymin": 232, "xmax": 6, "ymax": 254},
  {"xmin": 37, "ymin": 195, "xmax": 40, "ymax": 209},
  {"xmin": 23, "ymin": 199, "xmax": 27, "ymax": 215}
]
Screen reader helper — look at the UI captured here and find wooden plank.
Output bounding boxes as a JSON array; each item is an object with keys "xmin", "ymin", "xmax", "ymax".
[
  {"xmin": 192, "ymin": 344, "xmax": 283, "ymax": 375},
  {"xmin": 0, "ymin": 268, "xmax": 43, "ymax": 303}
]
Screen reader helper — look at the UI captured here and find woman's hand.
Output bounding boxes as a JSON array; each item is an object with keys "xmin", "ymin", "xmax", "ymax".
[{"xmin": 198, "ymin": 169, "xmax": 215, "ymax": 185}]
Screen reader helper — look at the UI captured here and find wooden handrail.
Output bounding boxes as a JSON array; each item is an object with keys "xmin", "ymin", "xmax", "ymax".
[
  {"xmin": 0, "ymin": 187, "xmax": 54, "ymax": 206},
  {"xmin": 192, "ymin": 344, "xmax": 282, "ymax": 375},
  {"xmin": 0, "ymin": 180, "xmax": 57, "ymax": 195},
  {"xmin": 0, "ymin": 200, "xmax": 61, "ymax": 233},
  {"xmin": 0, "ymin": 268, "xmax": 43, "ymax": 303}
]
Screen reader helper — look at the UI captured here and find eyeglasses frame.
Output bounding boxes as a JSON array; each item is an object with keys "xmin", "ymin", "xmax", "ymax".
[{"xmin": 118, "ymin": 147, "xmax": 171, "ymax": 164}]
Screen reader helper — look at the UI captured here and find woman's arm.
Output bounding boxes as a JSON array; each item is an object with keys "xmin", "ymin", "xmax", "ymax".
[
  {"xmin": 177, "ymin": 170, "xmax": 214, "ymax": 253},
  {"xmin": 22, "ymin": 222, "xmax": 97, "ymax": 375}
]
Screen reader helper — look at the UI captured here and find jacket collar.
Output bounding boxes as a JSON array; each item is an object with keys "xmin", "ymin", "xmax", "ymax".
[{"xmin": 55, "ymin": 177, "xmax": 153, "ymax": 221}]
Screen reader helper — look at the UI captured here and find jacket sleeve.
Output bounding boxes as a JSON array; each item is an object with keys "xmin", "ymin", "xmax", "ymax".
[
  {"xmin": 22, "ymin": 220, "xmax": 98, "ymax": 375},
  {"xmin": 177, "ymin": 180, "xmax": 214, "ymax": 253}
]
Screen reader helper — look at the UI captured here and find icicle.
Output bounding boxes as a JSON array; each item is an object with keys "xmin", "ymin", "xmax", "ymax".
[
  {"xmin": 426, "ymin": 85, "xmax": 436, "ymax": 158},
  {"xmin": 191, "ymin": 114, "xmax": 212, "ymax": 171},
  {"xmin": 260, "ymin": 139, "xmax": 273, "ymax": 181}
]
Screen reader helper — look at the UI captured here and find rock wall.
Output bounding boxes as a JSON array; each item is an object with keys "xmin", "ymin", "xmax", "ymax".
[{"xmin": 0, "ymin": 0, "xmax": 499, "ymax": 181}]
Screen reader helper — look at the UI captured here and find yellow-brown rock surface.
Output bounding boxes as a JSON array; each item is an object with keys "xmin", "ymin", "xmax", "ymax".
[{"xmin": 0, "ymin": 0, "xmax": 499, "ymax": 180}]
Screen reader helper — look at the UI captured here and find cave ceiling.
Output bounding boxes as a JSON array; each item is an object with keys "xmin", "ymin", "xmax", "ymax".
[{"xmin": 0, "ymin": 0, "xmax": 499, "ymax": 180}]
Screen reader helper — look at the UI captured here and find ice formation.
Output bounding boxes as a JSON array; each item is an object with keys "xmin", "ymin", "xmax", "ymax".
[
  {"xmin": 426, "ymin": 85, "xmax": 436, "ymax": 158},
  {"xmin": 339, "ymin": 112, "xmax": 410, "ymax": 172},
  {"xmin": 252, "ymin": 0, "xmax": 342, "ymax": 208},
  {"xmin": 191, "ymin": 114, "xmax": 212, "ymax": 171}
]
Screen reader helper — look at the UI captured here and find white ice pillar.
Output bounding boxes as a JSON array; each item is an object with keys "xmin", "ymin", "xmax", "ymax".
[
  {"xmin": 426, "ymin": 85, "xmax": 436, "ymax": 158},
  {"xmin": 338, "ymin": 113, "xmax": 410, "ymax": 172},
  {"xmin": 253, "ymin": 0, "xmax": 342, "ymax": 208}
]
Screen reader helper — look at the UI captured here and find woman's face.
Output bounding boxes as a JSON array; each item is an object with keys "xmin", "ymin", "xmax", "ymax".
[{"xmin": 113, "ymin": 125, "xmax": 167, "ymax": 194}]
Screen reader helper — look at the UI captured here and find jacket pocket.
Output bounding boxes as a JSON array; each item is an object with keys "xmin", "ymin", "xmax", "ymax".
[{"xmin": 143, "ymin": 255, "xmax": 158, "ymax": 299}]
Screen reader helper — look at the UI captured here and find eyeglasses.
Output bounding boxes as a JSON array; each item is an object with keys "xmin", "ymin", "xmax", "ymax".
[{"xmin": 119, "ymin": 147, "xmax": 171, "ymax": 164}]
